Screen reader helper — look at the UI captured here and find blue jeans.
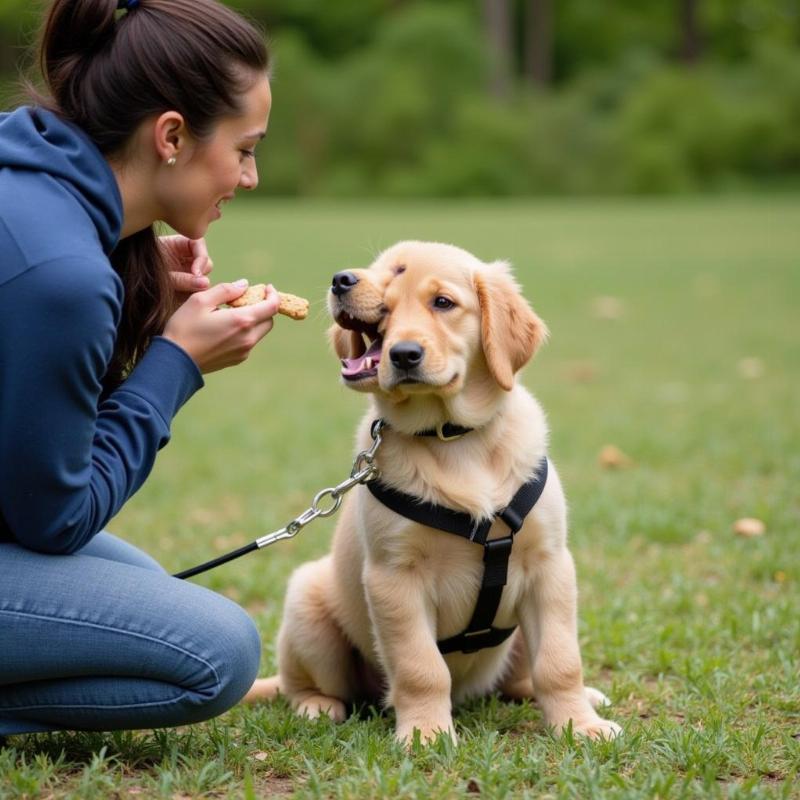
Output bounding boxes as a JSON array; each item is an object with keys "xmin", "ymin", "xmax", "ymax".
[{"xmin": 0, "ymin": 533, "xmax": 261, "ymax": 735}]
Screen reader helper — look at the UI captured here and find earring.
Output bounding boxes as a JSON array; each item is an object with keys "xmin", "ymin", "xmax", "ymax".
[{"xmin": 167, "ymin": 156, "xmax": 177, "ymax": 167}]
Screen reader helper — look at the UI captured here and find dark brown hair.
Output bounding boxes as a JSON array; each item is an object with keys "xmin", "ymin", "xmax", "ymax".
[{"xmin": 31, "ymin": 0, "xmax": 269, "ymax": 389}]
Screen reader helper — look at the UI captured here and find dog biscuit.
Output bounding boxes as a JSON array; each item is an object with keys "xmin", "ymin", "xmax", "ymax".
[
  {"xmin": 228, "ymin": 283, "xmax": 267, "ymax": 307},
  {"xmin": 277, "ymin": 292, "xmax": 309, "ymax": 320},
  {"xmin": 227, "ymin": 284, "xmax": 309, "ymax": 320}
]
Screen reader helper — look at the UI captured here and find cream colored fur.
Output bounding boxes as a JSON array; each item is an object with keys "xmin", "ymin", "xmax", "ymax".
[{"xmin": 244, "ymin": 241, "xmax": 620, "ymax": 744}]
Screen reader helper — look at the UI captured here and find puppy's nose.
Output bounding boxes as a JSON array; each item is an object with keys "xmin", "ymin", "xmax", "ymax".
[
  {"xmin": 331, "ymin": 271, "xmax": 359, "ymax": 296},
  {"xmin": 389, "ymin": 341, "xmax": 425, "ymax": 371}
]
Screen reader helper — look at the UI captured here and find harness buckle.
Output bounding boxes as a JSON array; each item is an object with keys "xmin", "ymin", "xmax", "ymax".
[
  {"xmin": 482, "ymin": 535, "xmax": 514, "ymax": 587},
  {"xmin": 498, "ymin": 506, "xmax": 524, "ymax": 533},
  {"xmin": 483, "ymin": 535, "xmax": 514, "ymax": 557}
]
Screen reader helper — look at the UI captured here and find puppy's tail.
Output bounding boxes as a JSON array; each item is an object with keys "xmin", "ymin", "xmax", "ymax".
[{"xmin": 241, "ymin": 675, "xmax": 282, "ymax": 705}]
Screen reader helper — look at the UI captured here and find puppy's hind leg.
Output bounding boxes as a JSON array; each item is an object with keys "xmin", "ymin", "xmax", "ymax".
[
  {"xmin": 242, "ymin": 674, "xmax": 281, "ymax": 704},
  {"xmin": 498, "ymin": 629, "xmax": 536, "ymax": 700},
  {"xmin": 498, "ymin": 630, "xmax": 610, "ymax": 709},
  {"xmin": 272, "ymin": 557, "xmax": 355, "ymax": 722}
]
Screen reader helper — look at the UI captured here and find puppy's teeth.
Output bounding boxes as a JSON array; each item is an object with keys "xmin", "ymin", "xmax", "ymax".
[{"xmin": 365, "ymin": 358, "xmax": 373, "ymax": 369}]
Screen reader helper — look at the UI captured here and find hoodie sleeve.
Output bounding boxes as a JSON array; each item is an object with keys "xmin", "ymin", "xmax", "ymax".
[{"xmin": 0, "ymin": 255, "xmax": 204, "ymax": 554}]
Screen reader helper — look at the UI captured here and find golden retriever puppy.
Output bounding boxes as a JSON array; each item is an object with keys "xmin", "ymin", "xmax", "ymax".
[{"xmin": 245, "ymin": 241, "xmax": 620, "ymax": 744}]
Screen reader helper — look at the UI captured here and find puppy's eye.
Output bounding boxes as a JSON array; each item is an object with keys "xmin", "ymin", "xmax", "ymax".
[{"xmin": 433, "ymin": 296, "xmax": 455, "ymax": 310}]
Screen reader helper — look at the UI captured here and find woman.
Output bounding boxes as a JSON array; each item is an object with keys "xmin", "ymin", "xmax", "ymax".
[{"xmin": 0, "ymin": 0, "xmax": 277, "ymax": 735}]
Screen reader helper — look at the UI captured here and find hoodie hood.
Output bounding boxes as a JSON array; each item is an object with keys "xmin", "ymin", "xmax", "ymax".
[{"xmin": 0, "ymin": 106, "xmax": 122, "ymax": 254}]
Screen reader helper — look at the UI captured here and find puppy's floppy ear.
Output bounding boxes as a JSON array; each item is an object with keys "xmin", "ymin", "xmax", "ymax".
[
  {"xmin": 474, "ymin": 262, "xmax": 549, "ymax": 391},
  {"xmin": 328, "ymin": 325, "xmax": 363, "ymax": 359}
]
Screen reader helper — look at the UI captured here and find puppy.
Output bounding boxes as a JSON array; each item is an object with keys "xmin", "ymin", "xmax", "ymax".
[{"xmin": 245, "ymin": 241, "xmax": 620, "ymax": 744}]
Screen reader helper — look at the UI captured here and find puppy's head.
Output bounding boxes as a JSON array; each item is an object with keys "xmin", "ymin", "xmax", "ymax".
[{"xmin": 328, "ymin": 242, "xmax": 547, "ymax": 402}]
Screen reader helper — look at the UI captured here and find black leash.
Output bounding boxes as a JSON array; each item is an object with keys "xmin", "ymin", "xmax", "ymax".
[
  {"xmin": 171, "ymin": 419, "xmax": 471, "ymax": 580},
  {"xmin": 173, "ymin": 420, "xmax": 385, "ymax": 580},
  {"xmin": 175, "ymin": 541, "xmax": 259, "ymax": 580}
]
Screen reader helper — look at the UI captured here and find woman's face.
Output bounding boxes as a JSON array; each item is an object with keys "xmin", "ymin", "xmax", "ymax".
[{"xmin": 161, "ymin": 74, "xmax": 272, "ymax": 239}]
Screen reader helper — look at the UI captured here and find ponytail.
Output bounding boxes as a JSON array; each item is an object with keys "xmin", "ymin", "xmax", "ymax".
[
  {"xmin": 105, "ymin": 229, "xmax": 172, "ymax": 391},
  {"xmin": 38, "ymin": 0, "xmax": 118, "ymax": 130},
  {"xmin": 29, "ymin": 0, "xmax": 269, "ymax": 389}
]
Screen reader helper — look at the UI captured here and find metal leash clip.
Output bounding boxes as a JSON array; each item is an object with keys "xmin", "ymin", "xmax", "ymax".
[
  {"xmin": 255, "ymin": 419, "xmax": 384, "ymax": 550},
  {"xmin": 174, "ymin": 420, "xmax": 385, "ymax": 579}
]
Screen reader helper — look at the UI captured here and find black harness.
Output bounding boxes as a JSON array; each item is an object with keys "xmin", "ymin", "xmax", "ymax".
[{"xmin": 366, "ymin": 422, "xmax": 549, "ymax": 655}]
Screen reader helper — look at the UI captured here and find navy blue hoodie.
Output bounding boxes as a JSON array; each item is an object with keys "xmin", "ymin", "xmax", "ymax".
[{"xmin": 0, "ymin": 107, "xmax": 203, "ymax": 554}]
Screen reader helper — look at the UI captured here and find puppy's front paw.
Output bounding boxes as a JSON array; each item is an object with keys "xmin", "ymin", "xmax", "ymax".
[
  {"xmin": 293, "ymin": 692, "xmax": 347, "ymax": 723},
  {"xmin": 396, "ymin": 719, "xmax": 457, "ymax": 747},
  {"xmin": 570, "ymin": 716, "xmax": 622, "ymax": 741},
  {"xmin": 541, "ymin": 691, "xmax": 620, "ymax": 740}
]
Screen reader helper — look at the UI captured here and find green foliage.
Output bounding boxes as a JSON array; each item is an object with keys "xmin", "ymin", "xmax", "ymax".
[
  {"xmin": 255, "ymin": 3, "xmax": 800, "ymax": 196},
  {"xmin": 2, "ymin": 1, "xmax": 800, "ymax": 193},
  {"xmin": 261, "ymin": 3, "xmax": 488, "ymax": 196},
  {"xmin": 612, "ymin": 45, "xmax": 800, "ymax": 192},
  {"xmin": 230, "ymin": 0, "xmax": 396, "ymax": 59}
]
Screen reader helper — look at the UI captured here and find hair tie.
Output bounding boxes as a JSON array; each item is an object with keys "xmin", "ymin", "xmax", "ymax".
[{"xmin": 117, "ymin": 0, "xmax": 140, "ymax": 10}]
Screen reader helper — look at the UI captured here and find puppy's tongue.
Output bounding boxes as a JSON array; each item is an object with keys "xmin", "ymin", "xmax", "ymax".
[{"xmin": 342, "ymin": 338, "xmax": 382, "ymax": 377}]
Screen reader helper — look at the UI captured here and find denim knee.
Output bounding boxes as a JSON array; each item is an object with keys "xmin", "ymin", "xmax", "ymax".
[
  {"xmin": 183, "ymin": 593, "xmax": 262, "ymax": 722},
  {"xmin": 215, "ymin": 604, "xmax": 262, "ymax": 709}
]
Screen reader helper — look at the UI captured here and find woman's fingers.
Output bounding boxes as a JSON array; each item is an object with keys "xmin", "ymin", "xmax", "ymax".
[
  {"xmin": 170, "ymin": 270, "xmax": 210, "ymax": 293},
  {"xmin": 196, "ymin": 280, "xmax": 252, "ymax": 308},
  {"xmin": 188, "ymin": 239, "xmax": 213, "ymax": 277},
  {"xmin": 163, "ymin": 282, "xmax": 280, "ymax": 374},
  {"xmin": 160, "ymin": 234, "xmax": 213, "ymax": 277}
]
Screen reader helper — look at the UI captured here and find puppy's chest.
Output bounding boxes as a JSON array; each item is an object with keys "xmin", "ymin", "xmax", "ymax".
[
  {"xmin": 361, "ymin": 438, "xmax": 549, "ymax": 627},
  {"xmin": 363, "ymin": 496, "xmax": 545, "ymax": 628},
  {"xmin": 378, "ymin": 448, "xmax": 526, "ymax": 520}
]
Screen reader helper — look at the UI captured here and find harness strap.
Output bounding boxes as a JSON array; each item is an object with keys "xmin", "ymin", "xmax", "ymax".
[
  {"xmin": 367, "ymin": 457, "xmax": 548, "ymax": 654},
  {"xmin": 437, "ymin": 534, "xmax": 517, "ymax": 654}
]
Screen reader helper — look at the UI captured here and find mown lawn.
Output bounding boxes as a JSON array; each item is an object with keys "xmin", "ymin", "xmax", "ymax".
[{"xmin": 2, "ymin": 196, "xmax": 798, "ymax": 799}]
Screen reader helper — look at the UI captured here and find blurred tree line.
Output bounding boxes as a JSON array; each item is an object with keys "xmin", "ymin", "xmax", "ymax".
[{"xmin": 2, "ymin": 0, "xmax": 799, "ymax": 195}]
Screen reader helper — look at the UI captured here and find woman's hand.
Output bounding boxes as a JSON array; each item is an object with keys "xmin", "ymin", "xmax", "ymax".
[
  {"xmin": 163, "ymin": 281, "xmax": 281, "ymax": 374},
  {"xmin": 160, "ymin": 235, "xmax": 213, "ymax": 307}
]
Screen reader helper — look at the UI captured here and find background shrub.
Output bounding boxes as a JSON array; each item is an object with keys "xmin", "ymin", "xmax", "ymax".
[{"xmin": 2, "ymin": 0, "xmax": 799, "ymax": 196}]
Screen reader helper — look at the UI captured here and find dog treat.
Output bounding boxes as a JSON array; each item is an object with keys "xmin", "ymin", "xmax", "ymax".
[
  {"xmin": 277, "ymin": 292, "xmax": 309, "ymax": 320},
  {"xmin": 228, "ymin": 283, "xmax": 267, "ymax": 307},
  {"xmin": 227, "ymin": 284, "xmax": 309, "ymax": 320}
]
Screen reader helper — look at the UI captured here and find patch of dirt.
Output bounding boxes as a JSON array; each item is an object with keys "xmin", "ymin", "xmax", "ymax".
[{"xmin": 253, "ymin": 774, "xmax": 295, "ymax": 796}]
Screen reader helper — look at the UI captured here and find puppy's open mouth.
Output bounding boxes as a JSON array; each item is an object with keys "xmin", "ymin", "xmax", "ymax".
[{"xmin": 336, "ymin": 311, "xmax": 383, "ymax": 382}]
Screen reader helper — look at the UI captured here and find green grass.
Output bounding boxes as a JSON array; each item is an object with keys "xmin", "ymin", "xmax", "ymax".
[{"xmin": 2, "ymin": 196, "xmax": 799, "ymax": 799}]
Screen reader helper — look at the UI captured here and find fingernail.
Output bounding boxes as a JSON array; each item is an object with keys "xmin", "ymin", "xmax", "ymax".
[
  {"xmin": 233, "ymin": 278, "xmax": 248, "ymax": 287},
  {"xmin": 193, "ymin": 276, "xmax": 209, "ymax": 289}
]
